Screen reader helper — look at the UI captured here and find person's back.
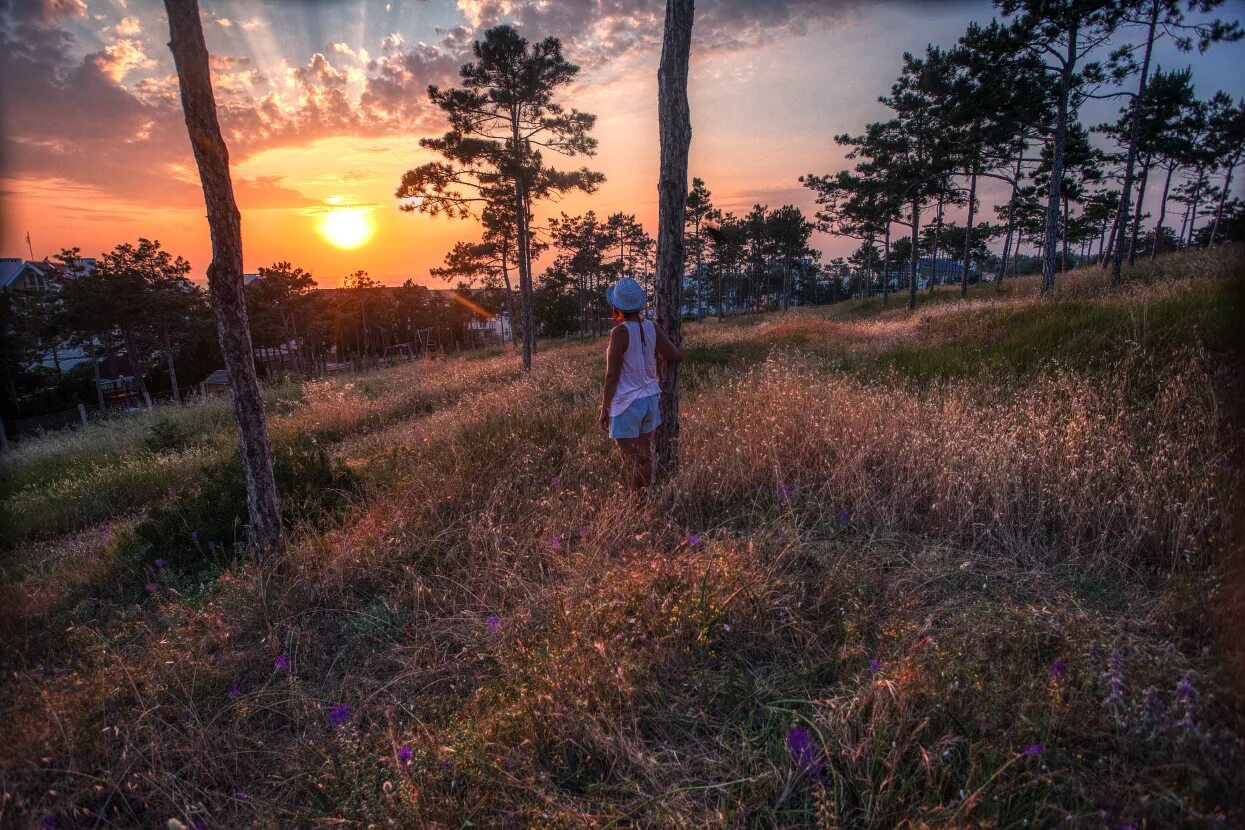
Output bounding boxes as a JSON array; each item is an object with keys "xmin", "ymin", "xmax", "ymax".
[
  {"xmin": 611, "ymin": 318, "xmax": 661, "ymax": 416},
  {"xmin": 599, "ymin": 278, "xmax": 683, "ymax": 492}
]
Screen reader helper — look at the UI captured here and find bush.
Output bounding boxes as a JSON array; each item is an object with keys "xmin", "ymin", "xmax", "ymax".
[
  {"xmin": 144, "ymin": 417, "xmax": 196, "ymax": 453},
  {"xmin": 133, "ymin": 442, "xmax": 360, "ymax": 573}
]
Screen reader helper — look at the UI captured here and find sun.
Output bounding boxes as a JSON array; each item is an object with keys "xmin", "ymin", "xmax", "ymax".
[{"xmin": 317, "ymin": 207, "xmax": 374, "ymax": 250}]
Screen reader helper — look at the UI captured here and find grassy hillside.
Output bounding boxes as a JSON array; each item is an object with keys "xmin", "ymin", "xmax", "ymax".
[{"xmin": 1, "ymin": 246, "xmax": 1242, "ymax": 828}]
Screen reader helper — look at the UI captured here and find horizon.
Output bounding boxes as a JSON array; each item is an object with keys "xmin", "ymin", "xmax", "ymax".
[{"xmin": 2, "ymin": 0, "xmax": 1244, "ymax": 286}]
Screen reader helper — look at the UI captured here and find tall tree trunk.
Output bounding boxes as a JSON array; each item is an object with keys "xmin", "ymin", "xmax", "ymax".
[
  {"xmin": 1128, "ymin": 155, "xmax": 1151, "ymax": 264},
  {"xmin": 501, "ymin": 249, "xmax": 519, "ymax": 347},
  {"xmin": 962, "ymin": 168, "xmax": 977, "ymax": 297},
  {"xmin": 998, "ymin": 151, "xmax": 1023, "ymax": 290},
  {"xmin": 881, "ymin": 222, "xmax": 891, "ymax": 306},
  {"xmin": 907, "ymin": 200, "xmax": 920, "ymax": 311},
  {"xmin": 654, "ymin": 0, "xmax": 693, "ymax": 478},
  {"xmin": 1208, "ymin": 156, "xmax": 1239, "ymax": 247},
  {"xmin": 1151, "ymin": 162, "xmax": 1176, "ymax": 261},
  {"xmin": 929, "ymin": 193, "xmax": 944, "ymax": 293},
  {"xmin": 1186, "ymin": 166, "xmax": 1205, "ymax": 246},
  {"xmin": 123, "ymin": 325, "xmax": 152, "ymax": 409},
  {"xmin": 1043, "ymin": 25, "xmax": 1075, "ymax": 295},
  {"xmin": 1111, "ymin": 0, "xmax": 1159, "ymax": 285},
  {"xmin": 1061, "ymin": 196, "xmax": 1070, "ymax": 273},
  {"xmin": 92, "ymin": 347, "xmax": 105, "ymax": 409},
  {"xmin": 162, "ymin": 331, "xmax": 181, "ymax": 404},
  {"xmin": 165, "ymin": 0, "xmax": 282, "ymax": 554}
]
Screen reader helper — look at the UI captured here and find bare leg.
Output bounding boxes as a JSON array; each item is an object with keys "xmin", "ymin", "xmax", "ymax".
[
  {"xmin": 637, "ymin": 429, "xmax": 655, "ymax": 489},
  {"xmin": 615, "ymin": 437, "xmax": 648, "ymax": 493}
]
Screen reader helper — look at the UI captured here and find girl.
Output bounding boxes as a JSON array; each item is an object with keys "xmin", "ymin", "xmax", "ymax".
[{"xmin": 599, "ymin": 277, "xmax": 684, "ymax": 492}]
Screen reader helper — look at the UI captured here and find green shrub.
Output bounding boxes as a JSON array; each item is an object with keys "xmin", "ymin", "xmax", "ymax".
[
  {"xmin": 133, "ymin": 442, "xmax": 361, "ymax": 573},
  {"xmin": 144, "ymin": 417, "xmax": 196, "ymax": 453}
]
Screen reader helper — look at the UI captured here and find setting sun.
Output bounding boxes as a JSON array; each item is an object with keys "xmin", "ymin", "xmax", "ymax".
[{"xmin": 317, "ymin": 207, "xmax": 374, "ymax": 250}]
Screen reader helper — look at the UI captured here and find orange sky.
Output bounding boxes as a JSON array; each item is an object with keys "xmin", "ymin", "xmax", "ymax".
[{"xmin": 3, "ymin": 0, "xmax": 1243, "ymax": 286}]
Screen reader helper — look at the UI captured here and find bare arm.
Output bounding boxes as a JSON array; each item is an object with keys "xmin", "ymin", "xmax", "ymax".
[
  {"xmin": 654, "ymin": 325, "xmax": 684, "ymax": 366},
  {"xmin": 599, "ymin": 325, "xmax": 628, "ymax": 430}
]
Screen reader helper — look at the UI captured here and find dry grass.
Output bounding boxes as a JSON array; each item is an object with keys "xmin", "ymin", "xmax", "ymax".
[{"xmin": 0, "ymin": 248, "xmax": 1242, "ymax": 828}]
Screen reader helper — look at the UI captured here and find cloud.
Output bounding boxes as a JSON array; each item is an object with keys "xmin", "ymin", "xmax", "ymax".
[
  {"xmin": 91, "ymin": 37, "xmax": 156, "ymax": 82},
  {"xmin": 114, "ymin": 15, "xmax": 141, "ymax": 36},
  {"xmin": 215, "ymin": 16, "xmax": 232, "ymax": 28},
  {"xmin": 239, "ymin": 16, "xmax": 268, "ymax": 31},
  {"xmin": 381, "ymin": 31, "xmax": 405, "ymax": 51}
]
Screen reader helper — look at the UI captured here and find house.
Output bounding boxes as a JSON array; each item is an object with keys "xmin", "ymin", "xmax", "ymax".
[
  {"xmin": 2, "ymin": 256, "xmax": 95, "ymax": 371},
  {"xmin": 0, "ymin": 258, "xmax": 50, "ymax": 291}
]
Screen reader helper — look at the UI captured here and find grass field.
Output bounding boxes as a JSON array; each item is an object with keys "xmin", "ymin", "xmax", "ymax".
[{"xmin": 1, "ymin": 246, "xmax": 1242, "ymax": 828}]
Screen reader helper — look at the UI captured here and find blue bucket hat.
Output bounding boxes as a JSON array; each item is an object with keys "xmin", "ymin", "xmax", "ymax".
[{"xmin": 606, "ymin": 277, "xmax": 647, "ymax": 312}]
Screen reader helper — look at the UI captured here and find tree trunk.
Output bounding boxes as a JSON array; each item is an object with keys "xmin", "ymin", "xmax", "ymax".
[
  {"xmin": 1151, "ymin": 162, "xmax": 1176, "ymax": 261},
  {"xmin": 1128, "ymin": 155, "xmax": 1151, "ymax": 264},
  {"xmin": 1208, "ymin": 155, "xmax": 1239, "ymax": 247},
  {"xmin": 1061, "ymin": 196, "xmax": 1070, "ymax": 273},
  {"xmin": 881, "ymin": 222, "xmax": 891, "ymax": 306},
  {"xmin": 163, "ymin": 331, "xmax": 181, "ymax": 404},
  {"xmin": 907, "ymin": 199, "xmax": 920, "ymax": 311},
  {"xmin": 165, "ymin": 0, "xmax": 283, "ymax": 554},
  {"xmin": 1111, "ymin": 0, "xmax": 1158, "ymax": 285},
  {"xmin": 654, "ymin": 0, "xmax": 693, "ymax": 478},
  {"xmin": 962, "ymin": 168, "xmax": 977, "ymax": 296},
  {"xmin": 92, "ymin": 347, "xmax": 105, "ymax": 409},
  {"xmin": 1043, "ymin": 26, "xmax": 1076, "ymax": 295},
  {"xmin": 998, "ymin": 151, "xmax": 1023, "ymax": 290},
  {"xmin": 929, "ymin": 193, "xmax": 944, "ymax": 293},
  {"xmin": 123, "ymin": 325, "xmax": 152, "ymax": 409}
]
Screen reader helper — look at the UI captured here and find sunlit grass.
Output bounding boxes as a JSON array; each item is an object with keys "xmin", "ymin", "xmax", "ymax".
[{"xmin": 0, "ymin": 246, "xmax": 1241, "ymax": 828}]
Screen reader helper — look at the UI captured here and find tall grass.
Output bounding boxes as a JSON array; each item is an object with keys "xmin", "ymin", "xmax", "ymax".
[{"xmin": 0, "ymin": 247, "xmax": 1241, "ymax": 828}]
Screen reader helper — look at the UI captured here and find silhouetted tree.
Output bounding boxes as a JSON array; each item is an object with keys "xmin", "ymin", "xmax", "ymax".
[{"xmin": 396, "ymin": 25, "xmax": 603, "ymax": 372}]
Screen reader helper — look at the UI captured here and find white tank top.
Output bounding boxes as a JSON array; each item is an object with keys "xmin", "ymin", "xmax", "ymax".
[{"xmin": 610, "ymin": 320, "xmax": 662, "ymax": 416}]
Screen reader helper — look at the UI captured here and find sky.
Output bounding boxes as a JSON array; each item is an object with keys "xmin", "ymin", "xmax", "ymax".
[{"xmin": 1, "ymin": 0, "xmax": 1243, "ymax": 286}]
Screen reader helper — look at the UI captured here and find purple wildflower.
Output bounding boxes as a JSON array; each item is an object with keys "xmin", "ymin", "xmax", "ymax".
[
  {"xmin": 207, "ymin": 540, "xmax": 219, "ymax": 553},
  {"xmin": 154, "ymin": 559, "xmax": 167, "ymax": 568},
  {"xmin": 1176, "ymin": 671, "xmax": 1198, "ymax": 732},
  {"xmin": 550, "ymin": 476, "xmax": 562, "ymax": 488},
  {"xmin": 397, "ymin": 745, "xmax": 413, "ymax": 765},
  {"xmin": 181, "ymin": 707, "xmax": 192, "ymax": 722},
  {"xmin": 869, "ymin": 658, "xmax": 882, "ymax": 677},
  {"xmin": 837, "ymin": 509, "xmax": 849, "ymax": 523},
  {"xmin": 1050, "ymin": 658, "xmax": 1068, "ymax": 679},
  {"xmin": 1023, "ymin": 743, "xmax": 1044, "ymax": 757},
  {"xmin": 486, "ymin": 615, "xmax": 501, "ymax": 635},
  {"xmin": 576, "ymin": 526, "xmax": 589, "ymax": 539},
  {"xmin": 40, "ymin": 817, "xmax": 58, "ymax": 830},
  {"xmin": 227, "ymin": 682, "xmax": 240, "ymax": 700},
  {"xmin": 686, "ymin": 533, "xmax": 703, "ymax": 547},
  {"xmin": 274, "ymin": 654, "xmax": 289, "ymax": 672},
  {"xmin": 233, "ymin": 791, "xmax": 248, "ymax": 800},
  {"xmin": 145, "ymin": 582, "xmax": 159, "ymax": 593},
  {"xmin": 778, "ymin": 482, "xmax": 792, "ymax": 505},
  {"xmin": 786, "ymin": 726, "xmax": 821, "ymax": 772},
  {"xmin": 327, "ymin": 703, "xmax": 351, "ymax": 726},
  {"xmin": 191, "ymin": 531, "xmax": 200, "ymax": 545},
  {"xmin": 193, "ymin": 821, "xmax": 206, "ymax": 830},
  {"xmin": 550, "ymin": 535, "xmax": 563, "ymax": 551}
]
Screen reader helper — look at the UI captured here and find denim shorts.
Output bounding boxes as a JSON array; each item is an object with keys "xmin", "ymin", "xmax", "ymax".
[{"xmin": 610, "ymin": 394, "xmax": 661, "ymax": 439}]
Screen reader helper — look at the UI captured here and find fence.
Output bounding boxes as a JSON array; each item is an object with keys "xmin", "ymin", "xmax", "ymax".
[{"xmin": 0, "ymin": 389, "xmax": 198, "ymax": 452}]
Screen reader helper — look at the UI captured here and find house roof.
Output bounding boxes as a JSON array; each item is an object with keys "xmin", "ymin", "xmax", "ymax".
[
  {"xmin": 0, "ymin": 258, "xmax": 45, "ymax": 290},
  {"xmin": 203, "ymin": 369, "xmax": 231, "ymax": 386}
]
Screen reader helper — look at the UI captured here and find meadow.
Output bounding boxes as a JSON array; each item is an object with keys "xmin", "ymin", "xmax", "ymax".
[{"xmin": 1, "ymin": 246, "xmax": 1242, "ymax": 829}]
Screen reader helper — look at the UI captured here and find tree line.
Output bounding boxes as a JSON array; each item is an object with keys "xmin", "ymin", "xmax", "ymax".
[
  {"xmin": 0, "ymin": 241, "xmax": 505, "ymax": 423},
  {"xmin": 802, "ymin": 0, "xmax": 1243, "ymax": 310}
]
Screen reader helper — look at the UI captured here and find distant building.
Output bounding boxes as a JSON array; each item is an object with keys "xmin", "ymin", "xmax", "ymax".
[
  {"xmin": 1, "ymin": 256, "xmax": 96, "ymax": 371},
  {"xmin": 0, "ymin": 258, "xmax": 50, "ymax": 291}
]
